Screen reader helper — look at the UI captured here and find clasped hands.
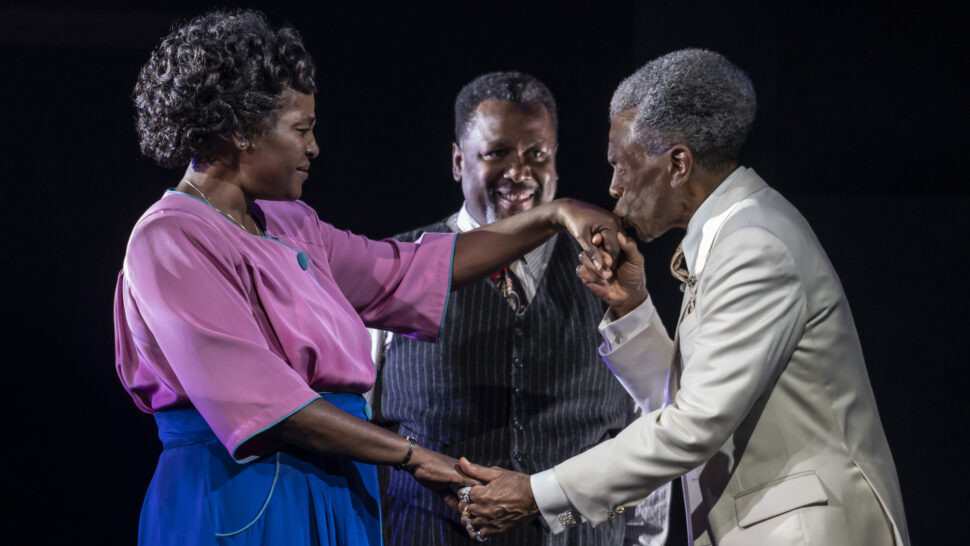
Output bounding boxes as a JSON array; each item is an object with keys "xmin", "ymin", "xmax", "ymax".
[
  {"xmin": 412, "ymin": 450, "xmax": 542, "ymax": 541},
  {"xmin": 454, "ymin": 458, "xmax": 540, "ymax": 541}
]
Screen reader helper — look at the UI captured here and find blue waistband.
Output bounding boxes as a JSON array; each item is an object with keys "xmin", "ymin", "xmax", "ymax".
[{"xmin": 154, "ymin": 393, "xmax": 370, "ymax": 449}]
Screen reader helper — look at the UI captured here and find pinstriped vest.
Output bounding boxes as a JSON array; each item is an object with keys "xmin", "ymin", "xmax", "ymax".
[{"xmin": 378, "ymin": 219, "xmax": 631, "ymax": 523}]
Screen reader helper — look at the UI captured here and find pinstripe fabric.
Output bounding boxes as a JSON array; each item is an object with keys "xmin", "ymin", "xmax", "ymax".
[{"xmin": 376, "ymin": 220, "xmax": 630, "ymax": 545}]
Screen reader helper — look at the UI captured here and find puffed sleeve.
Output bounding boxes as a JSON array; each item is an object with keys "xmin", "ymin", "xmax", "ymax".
[
  {"xmin": 302, "ymin": 204, "xmax": 456, "ymax": 342},
  {"xmin": 121, "ymin": 211, "xmax": 320, "ymax": 462}
]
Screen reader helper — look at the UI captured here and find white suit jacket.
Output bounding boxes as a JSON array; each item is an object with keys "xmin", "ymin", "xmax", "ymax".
[{"xmin": 551, "ymin": 168, "xmax": 909, "ymax": 545}]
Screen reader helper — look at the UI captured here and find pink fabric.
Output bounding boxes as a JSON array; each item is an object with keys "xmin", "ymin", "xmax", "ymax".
[{"xmin": 114, "ymin": 191, "xmax": 454, "ymax": 461}]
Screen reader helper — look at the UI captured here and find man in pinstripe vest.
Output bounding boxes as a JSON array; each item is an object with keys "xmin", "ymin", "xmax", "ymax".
[{"xmin": 370, "ymin": 72, "xmax": 669, "ymax": 545}]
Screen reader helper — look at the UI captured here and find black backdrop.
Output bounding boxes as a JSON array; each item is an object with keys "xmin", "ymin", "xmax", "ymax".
[{"xmin": 3, "ymin": 2, "xmax": 967, "ymax": 544}]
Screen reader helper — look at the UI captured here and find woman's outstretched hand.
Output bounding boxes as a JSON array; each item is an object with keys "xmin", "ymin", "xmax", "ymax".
[
  {"xmin": 450, "ymin": 197, "xmax": 621, "ymax": 290},
  {"xmin": 553, "ymin": 198, "xmax": 622, "ymax": 272},
  {"xmin": 575, "ymin": 231, "xmax": 648, "ymax": 318}
]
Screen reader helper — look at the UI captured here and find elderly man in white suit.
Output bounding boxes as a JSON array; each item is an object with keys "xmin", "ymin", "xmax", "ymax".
[{"xmin": 456, "ymin": 49, "xmax": 910, "ymax": 546}]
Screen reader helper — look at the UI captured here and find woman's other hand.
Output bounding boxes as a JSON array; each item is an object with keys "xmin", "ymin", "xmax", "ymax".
[{"xmin": 407, "ymin": 446, "xmax": 478, "ymax": 511}]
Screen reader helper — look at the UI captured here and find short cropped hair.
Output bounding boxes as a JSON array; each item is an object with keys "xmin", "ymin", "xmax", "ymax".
[
  {"xmin": 454, "ymin": 71, "xmax": 558, "ymax": 142},
  {"xmin": 610, "ymin": 49, "xmax": 756, "ymax": 170},
  {"xmin": 133, "ymin": 9, "xmax": 316, "ymax": 168}
]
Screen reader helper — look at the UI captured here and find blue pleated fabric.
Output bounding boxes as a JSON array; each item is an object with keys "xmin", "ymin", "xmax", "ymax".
[{"xmin": 138, "ymin": 393, "xmax": 381, "ymax": 546}]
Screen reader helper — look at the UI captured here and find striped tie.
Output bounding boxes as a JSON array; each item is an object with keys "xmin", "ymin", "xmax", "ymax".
[{"xmin": 491, "ymin": 267, "xmax": 526, "ymax": 316}]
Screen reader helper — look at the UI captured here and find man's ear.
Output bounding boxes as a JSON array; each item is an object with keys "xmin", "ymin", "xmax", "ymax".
[
  {"xmin": 452, "ymin": 142, "xmax": 463, "ymax": 182},
  {"xmin": 669, "ymin": 145, "xmax": 693, "ymax": 188}
]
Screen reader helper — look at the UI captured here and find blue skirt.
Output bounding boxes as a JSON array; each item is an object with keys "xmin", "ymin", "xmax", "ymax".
[{"xmin": 138, "ymin": 393, "xmax": 382, "ymax": 546}]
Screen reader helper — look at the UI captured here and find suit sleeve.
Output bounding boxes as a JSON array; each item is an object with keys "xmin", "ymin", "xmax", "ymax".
[{"xmin": 553, "ymin": 226, "xmax": 808, "ymax": 526}]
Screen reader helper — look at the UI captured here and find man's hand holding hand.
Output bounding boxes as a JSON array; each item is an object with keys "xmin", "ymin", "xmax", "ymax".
[
  {"xmin": 553, "ymin": 198, "xmax": 622, "ymax": 271},
  {"xmin": 457, "ymin": 457, "xmax": 539, "ymax": 540},
  {"xmin": 578, "ymin": 231, "xmax": 648, "ymax": 318}
]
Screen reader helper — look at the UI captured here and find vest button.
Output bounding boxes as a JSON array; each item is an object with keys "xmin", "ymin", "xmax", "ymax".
[
  {"xmin": 514, "ymin": 327, "xmax": 524, "ymax": 337},
  {"xmin": 513, "ymin": 357, "xmax": 523, "ymax": 367}
]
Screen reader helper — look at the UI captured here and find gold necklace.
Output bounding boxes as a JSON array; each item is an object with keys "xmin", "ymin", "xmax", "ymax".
[{"xmin": 181, "ymin": 179, "xmax": 262, "ymax": 236}]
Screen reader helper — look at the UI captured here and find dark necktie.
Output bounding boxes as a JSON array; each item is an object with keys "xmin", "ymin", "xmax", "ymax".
[{"xmin": 491, "ymin": 266, "xmax": 526, "ymax": 316}]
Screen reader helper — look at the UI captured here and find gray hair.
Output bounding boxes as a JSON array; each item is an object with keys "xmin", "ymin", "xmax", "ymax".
[
  {"xmin": 454, "ymin": 71, "xmax": 558, "ymax": 142},
  {"xmin": 610, "ymin": 49, "xmax": 756, "ymax": 169}
]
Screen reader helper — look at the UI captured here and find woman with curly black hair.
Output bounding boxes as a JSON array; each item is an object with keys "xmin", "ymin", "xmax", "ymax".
[{"xmin": 115, "ymin": 8, "xmax": 621, "ymax": 545}]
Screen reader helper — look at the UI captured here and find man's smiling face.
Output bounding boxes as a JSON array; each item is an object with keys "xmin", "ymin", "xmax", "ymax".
[{"xmin": 454, "ymin": 99, "xmax": 558, "ymax": 224}]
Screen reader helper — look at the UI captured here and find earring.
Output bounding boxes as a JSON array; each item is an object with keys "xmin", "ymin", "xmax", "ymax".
[{"xmin": 239, "ymin": 140, "xmax": 249, "ymax": 149}]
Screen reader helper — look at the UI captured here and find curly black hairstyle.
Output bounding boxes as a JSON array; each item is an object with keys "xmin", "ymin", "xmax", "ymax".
[
  {"xmin": 133, "ymin": 9, "xmax": 316, "ymax": 168},
  {"xmin": 454, "ymin": 71, "xmax": 558, "ymax": 143}
]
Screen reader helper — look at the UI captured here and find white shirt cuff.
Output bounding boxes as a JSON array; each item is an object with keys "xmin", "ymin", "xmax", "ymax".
[
  {"xmin": 597, "ymin": 295, "xmax": 657, "ymax": 353},
  {"xmin": 531, "ymin": 469, "xmax": 578, "ymax": 534}
]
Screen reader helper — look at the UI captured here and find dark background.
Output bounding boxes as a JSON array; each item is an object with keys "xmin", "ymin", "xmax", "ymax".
[{"xmin": 3, "ymin": 1, "xmax": 966, "ymax": 544}]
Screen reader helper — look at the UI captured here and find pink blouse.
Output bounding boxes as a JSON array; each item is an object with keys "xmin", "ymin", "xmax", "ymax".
[{"xmin": 114, "ymin": 191, "xmax": 454, "ymax": 461}]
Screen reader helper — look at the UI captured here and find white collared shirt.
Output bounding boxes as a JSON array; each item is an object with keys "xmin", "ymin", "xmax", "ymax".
[{"xmin": 451, "ymin": 202, "xmax": 557, "ymax": 302}]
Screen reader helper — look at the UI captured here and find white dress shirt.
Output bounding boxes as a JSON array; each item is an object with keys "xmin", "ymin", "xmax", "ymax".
[{"xmin": 451, "ymin": 202, "xmax": 557, "ymax": 301}]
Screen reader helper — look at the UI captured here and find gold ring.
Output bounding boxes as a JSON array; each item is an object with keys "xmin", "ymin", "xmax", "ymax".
[{"xmin": 462, "ymin": 507, "xmax": 470, "ymax": 520}]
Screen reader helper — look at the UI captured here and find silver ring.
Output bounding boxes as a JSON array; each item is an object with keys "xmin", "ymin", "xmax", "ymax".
[
  {"xmin": 465, "ymin": 518, "xmax": 475, "ymax": 532},
  {"xmin": 475, "ymin": 530, "xmax": 487, "ymax": 542},
  {"xmin": 459, "ymin": 486, "xmax": 472, "ymax": 504}
]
